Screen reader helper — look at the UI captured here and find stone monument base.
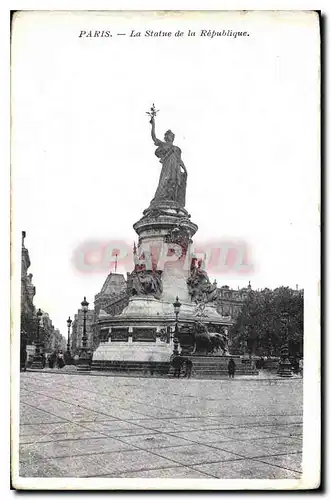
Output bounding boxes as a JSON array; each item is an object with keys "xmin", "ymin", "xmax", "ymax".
[
  {"xmin": 92, "ymin": 342, "xmax": 258, "ymax": 377},
  {"xmin": 93, "ymin": 340, "xmax": 172, "ymax": 362},
  {"xmin": 92, "ymin": 341, "xmax": 172, "ymax": 375}
]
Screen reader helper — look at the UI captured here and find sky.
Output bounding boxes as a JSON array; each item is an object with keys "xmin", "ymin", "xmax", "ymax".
[{"xmin": 11, "ymin": 11, "xmax": 320, "ymax": 336}]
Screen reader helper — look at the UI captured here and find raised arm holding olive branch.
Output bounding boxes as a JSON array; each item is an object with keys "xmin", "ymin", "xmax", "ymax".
[{"xmin": 146, "ymin": 104, "xmax": 188, "ymax": 207}]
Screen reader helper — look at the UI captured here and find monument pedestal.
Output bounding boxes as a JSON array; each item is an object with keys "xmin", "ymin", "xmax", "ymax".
[
  {"xmin": 92, "ymin": 295, "xmax": 232, "ymax": 370},
  {"xmin": 92, "ymin": 339, "xmax": 172, "ymax": 375}
]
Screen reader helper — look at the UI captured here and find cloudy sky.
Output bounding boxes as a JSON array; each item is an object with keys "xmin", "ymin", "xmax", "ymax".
[{"xmin": 11, "ymin": 11, "xmax": 319, "ymax": 335}]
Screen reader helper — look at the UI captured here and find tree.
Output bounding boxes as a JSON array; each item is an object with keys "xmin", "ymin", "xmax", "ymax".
[{"xmin": 231, "ymin": 287, "xmax": 303, "ymax": 357}]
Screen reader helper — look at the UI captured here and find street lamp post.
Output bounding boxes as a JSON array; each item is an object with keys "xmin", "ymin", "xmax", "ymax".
[
  {"xmin": 65, "ymin": 316, "xmax": 72, "ymax": 365},
  {"xmin": 31, "ymin": 309, "xmax": 44, "ymax": 369},
  {"xmin": 278, "ymin": 312, "xmax": 293, "ymax": 378},
  {"xmin": 172, "ymin": 296, "xmax": 182, "ymax": 356},
  {"xmin": 77, "ymin": 297, "xmax": 91, "ymax": 372}
]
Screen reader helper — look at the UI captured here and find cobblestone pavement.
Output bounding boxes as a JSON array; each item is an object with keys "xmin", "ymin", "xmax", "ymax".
[{"xmin": 19, "ymin": 372, "xmax": 303, "ymax": 479}]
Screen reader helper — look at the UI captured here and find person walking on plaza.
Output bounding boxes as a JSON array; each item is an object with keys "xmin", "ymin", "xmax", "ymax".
[
  {"xmin": 20, "ymin": 346, "xmax": 27, "ymax": 372},
  {"xmin": 292, "ymin": 357, "xmax": 300, "ymax": 375},
  {"xmin": 57, "ymin": 351, "xmax": 65, "ymax": 369},
  {"xmin": 148, "ymin": 355, "xmax": 155, "ymax": 376},
  {"xmin": 172, "ymin": 355, "xmax": 183, "ymax": 378},
  {"xmin": 299, "ymin": 357, "xmax": 303, "ymax": 377},
  {"xmin": 228, "ymin": 358, "xmax": 236, "ymax": 379},
  {"xmin": 48, "ymin": 351, "xmax": 56, "ymax": 368},
  {"xmin": 184, "ymin": 358, "xmax": 193, "ymax": 379}
]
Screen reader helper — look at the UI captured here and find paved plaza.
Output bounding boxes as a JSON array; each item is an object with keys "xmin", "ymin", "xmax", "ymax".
[{"xmin": 19, "ymin": 372, "xmax": 303, "ymax": 479}]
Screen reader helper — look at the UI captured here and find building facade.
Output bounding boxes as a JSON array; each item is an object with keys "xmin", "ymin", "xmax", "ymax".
[
  {"xmin": 48, "ymin": 328, "xmax": 67, "ymax": 351},
  {"xmin": 21, "ymin": 231, "xmax": 36, "ymax": 345},
  {"xmin": 216, "ymin": 283, "xmax": 252, "ymax": 320},
  {"xmin": 21, "ymin": 231, "xmax": 66, "ymax": 357},
  {"xmin": 94, "ymin": 272, "xmax": 127, "ymax": 316},
  {"xmin": 71, "ymin": 309, "xmax": 95, "ymax": 353},
  {"xmin": 41, "ymin": 313, "xmax": 66, "ymax": 353}
]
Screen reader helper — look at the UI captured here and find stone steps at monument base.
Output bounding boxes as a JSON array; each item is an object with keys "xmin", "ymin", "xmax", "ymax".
[
  {"xmin": 168, "ymin": 368, "xmax": 258, "ymax": 376},
  {"xmin": 185, "ymin": 365, "xmax": 258, "ymax": 374},
  {"xmin": 182, "ymin": 356, "xmax": 258, "ymax": 375},
  {"xmin": 171, "ymin": 362, "xmax": 258, "ymax": 369},
  {"xmin": 189, "ymin": 368, "xmax": 257, "ymax": 374},
  {"xmin": 92, "ymin": 360, "xmax": 170, "ymax": 375},
  {"xmin": 92, "ymin": 360, "xmax": 258, "ymax": 377}
]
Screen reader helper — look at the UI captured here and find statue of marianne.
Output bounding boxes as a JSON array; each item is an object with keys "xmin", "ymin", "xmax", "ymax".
[{"xmin": 149, "ymin": 113, "xmax": 187, "ymax": 208}]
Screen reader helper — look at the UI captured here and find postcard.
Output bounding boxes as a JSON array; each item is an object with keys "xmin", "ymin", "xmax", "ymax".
[{"xmin": 11, "ymin": 10, "xmax": 320, "ymax": 490}]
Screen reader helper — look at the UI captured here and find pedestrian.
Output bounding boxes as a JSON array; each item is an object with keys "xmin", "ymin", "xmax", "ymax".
[
  {"xmin": 228, "ymin": 358, "xmax": 236, "ymax": 379},
  {"xmin": 292, "ymin": 357, "xmax": 300, "ymax": 375},
  {"xmin": 148, "ymin": 355, "xmax": 155, "ymax": 376},
  {"xmin": 57, "ymin": 351, "xmax": 65, "ymax": 369},
  {"xmin": 88, "ymin": 351, "xmax": 93, "ymax": 367},
  {"xmin": 20, "ymin": 347, "xmax": 27, "ymax": 372},
  {"xmin": 172, "ymin": 355, "xmax": 183, "ymax": 378},
  {"xmin": 48, "ymin": 351, "xmax": 56, "ymax": 368},
  {"xmin": 184, "ymin": 359, "xmax": 193, "ymax": 379},
  {"xmin": 299, "ymin": 357, "xmax": 303, "ymax": 377}
]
